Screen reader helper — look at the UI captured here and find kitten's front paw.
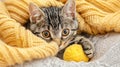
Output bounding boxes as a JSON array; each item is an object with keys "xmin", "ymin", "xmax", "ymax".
[
  {"xmin": 83, "ymin": 45, "xmax": 94, "ymax": 58},
  {"xmin": 73, "ymin": 36, "xmax": 95, "ymax": 58}
]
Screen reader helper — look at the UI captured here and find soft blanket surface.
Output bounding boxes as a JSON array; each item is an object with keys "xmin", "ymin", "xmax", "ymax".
[{"xmin": 16, "ymin": 33, "xmax": 120, "ymax": 67}]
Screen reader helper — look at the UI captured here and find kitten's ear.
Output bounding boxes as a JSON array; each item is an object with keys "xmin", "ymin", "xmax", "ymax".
[
  {"xmin": 62, "ymin": 0, "xmax": 76, "ymax": 19},
  {"xmin": 29, "ymin": 3, "xmax": 45, "ymax": 23}
]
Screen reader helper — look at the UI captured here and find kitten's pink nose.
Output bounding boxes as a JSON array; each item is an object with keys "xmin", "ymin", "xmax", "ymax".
[{"xmin": 53, "ymin": 39, "xmax": 61, "ymax": 46}]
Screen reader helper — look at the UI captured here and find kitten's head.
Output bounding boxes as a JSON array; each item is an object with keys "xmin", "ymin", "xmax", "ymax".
[{"xmin": 29, "ymin": 0, "xmax": 78, "ymax": 50}]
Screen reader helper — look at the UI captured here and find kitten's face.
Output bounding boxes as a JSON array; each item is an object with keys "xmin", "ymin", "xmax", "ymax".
[{"xmin": 29, "ymin": 0, "xmax": 78, "ymax": 50}]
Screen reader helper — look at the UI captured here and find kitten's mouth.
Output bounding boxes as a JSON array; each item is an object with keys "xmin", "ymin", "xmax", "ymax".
[
  {"xmin": 56, "ymin": 36, "xmax": 77, "ymax": 59},
  {"xmin": 59, "ymin": 42, "xmax": 68, "ymax": 51},
  {"xmin": 57, "ymin": 41, "xmax": 73, "ymax": 59},
  {"xmin": 59, "ymin": 38, "xmax": 74, "ymax": 51}
]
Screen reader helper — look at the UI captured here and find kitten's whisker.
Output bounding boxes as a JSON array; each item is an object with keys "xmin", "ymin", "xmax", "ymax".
[
  {"xmin": 69, "ymin": 40, "xmax": 78, "ymax": 45},
  {"xmin": 71, "ymin": 29, "xmax": 78, "ymax": 31}
]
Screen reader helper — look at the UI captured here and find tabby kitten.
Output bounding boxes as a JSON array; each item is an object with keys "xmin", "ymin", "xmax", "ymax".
[{"xmin": 27, "ymin": 0, "xmax": 94, "ymax": 58}]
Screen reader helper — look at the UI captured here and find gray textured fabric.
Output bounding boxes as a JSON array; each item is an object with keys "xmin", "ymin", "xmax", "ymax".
[{"xmin": 16, "ymin": 33, "xmax": 120, "ymax": 67}]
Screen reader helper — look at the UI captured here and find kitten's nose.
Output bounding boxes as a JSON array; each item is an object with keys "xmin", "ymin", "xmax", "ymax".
[{"xmin": 53, "ymin": 39, "xmax": 61, "ymax": 46}]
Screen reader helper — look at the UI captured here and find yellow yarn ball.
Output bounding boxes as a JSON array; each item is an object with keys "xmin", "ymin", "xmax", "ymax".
[{"xmin": 63, "ymin": 44, "xmax": 89, "ymax": 62}]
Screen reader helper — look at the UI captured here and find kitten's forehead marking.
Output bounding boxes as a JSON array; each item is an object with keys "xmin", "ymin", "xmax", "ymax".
[{"xmin": 41, "ymin": 7, "xmax": 63, "ymax": 30}]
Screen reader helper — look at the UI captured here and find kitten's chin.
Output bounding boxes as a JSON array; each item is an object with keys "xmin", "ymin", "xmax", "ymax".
[
  {"xmin": 59, "ymin": 42, "xmax": 69, "ymax": 51},
  {"xmin": 59, "ymin": 37, "xmax": 74, "ymax": 51}
]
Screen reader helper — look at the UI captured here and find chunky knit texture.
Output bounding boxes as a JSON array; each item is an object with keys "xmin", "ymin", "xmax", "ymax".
[{"xmin": 1, "ymin": 0, "xmax": 120, "ymax": 66}]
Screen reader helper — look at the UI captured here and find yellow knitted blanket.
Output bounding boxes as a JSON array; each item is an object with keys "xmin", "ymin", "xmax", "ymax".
[{"xmin": 0, "ymin": 0, "xmax": 120, "ymax": 66}]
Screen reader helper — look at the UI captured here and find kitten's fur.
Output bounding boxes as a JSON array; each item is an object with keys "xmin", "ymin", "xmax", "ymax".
[{"xmin": 27, "ymin": 0, "xmax": 94, "ymax": 58}]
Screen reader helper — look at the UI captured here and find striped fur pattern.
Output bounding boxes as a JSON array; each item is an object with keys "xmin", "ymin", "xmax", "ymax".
[
  {"xmin": 27, "ymin": 0, "xmax": 78, "ymax": 50},
  {"xmin": 27, "ymin": 0, "xmax": 94, "ymax": 58}
]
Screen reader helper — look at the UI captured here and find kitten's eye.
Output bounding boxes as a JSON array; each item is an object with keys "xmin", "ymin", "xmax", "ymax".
[
  {"xmin": 62, "ymin": 28, "xmax": 70, "ymax": 36},
  {"xmin": 42, "ymin": 30, "xmax": 51, "ymax": 38}
]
